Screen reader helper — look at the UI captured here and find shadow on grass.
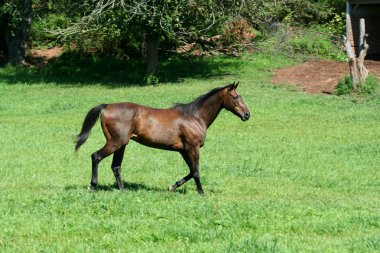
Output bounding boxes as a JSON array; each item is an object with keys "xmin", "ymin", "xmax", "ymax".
[
  {"xmin": 65, "ymin": 181, "xmax": 187, "ymax": 194},
  {"xmin": 0, "ymin": 52, "xmax": 242, "ymax": 87}
]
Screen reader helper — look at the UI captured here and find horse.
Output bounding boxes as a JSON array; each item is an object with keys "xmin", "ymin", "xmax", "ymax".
[{"xmin": 75, "ymin": 82, "xmax": 250, "ymax": 194}]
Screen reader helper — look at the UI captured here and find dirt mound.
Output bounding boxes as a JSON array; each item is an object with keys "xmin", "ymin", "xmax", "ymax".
[{"xmin": 272, "ymin": 60, "xmax": 380, "ymax": 94}]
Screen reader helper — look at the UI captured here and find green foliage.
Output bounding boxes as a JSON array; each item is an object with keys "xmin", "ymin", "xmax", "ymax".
[
  {"xmin": 335, "ymin": 75, "xmax": 354, "ymax": 96},
  {"xmin": 240, "ymin": 0, "xmax": 346, "ymax": 62},
  {"xmin": 33, "ymin": 0, "xmax": 229, "ymax": 55},
  {"xmin": 241, "ymin": 0, "xmax": 339, "ymax": 31},
  {"xmin": 281, "ymin": 0, "xmax": 332, "ymax": 25},
  {"xmin": 360, "ymin": 75, "xmax": 380, "ymax": 95},
  {"xmin": 144, "ymin": 73, "xmax": 159, "ymax": 86},
  {"xmin": 315, "ymin": 0, "xmax": 346, "ymax": 12},
  {"xmin": 1, "ymin": 53, "xmax": 379, "ymax": 252},
  {"xmin": 30, "ymin": 13, "xmax": 68, "ymax": 48},
  {"xmin": 0, "ymin": 0, "xmax": 30, "ymax": 32},
  {"xmin": 257, "ymin": 25, "xmax": 346, "ymax": 61},
  {"xmin": 334, "ymin": 75, "xmax": 380, "ymax": 96},
  {"xmin": 319, "ymin": 12, "xmax": 346, "ymax": 35},
  {"xmin": 289, "ymin": 30, "xmax": 346, "ymax": 61},
  {"xmin": 25, "ymin": 0, "xmax": 349, "ymax": 61}
]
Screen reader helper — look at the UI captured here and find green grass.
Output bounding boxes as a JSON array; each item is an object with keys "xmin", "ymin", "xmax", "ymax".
[{"xmin": 0, "ymin": 53, "xmax": 379, "ymax": 252}]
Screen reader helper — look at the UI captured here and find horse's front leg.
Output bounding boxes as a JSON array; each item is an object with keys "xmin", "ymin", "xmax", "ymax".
[
  {"xmin": 189, "ymin": 148, "xmax": 204, "ymax": 195},
  {"xmin": 168, "ymin": 173, "xmax": 192, "ymax": 192},
  {"xmin": 169, "ymin": 148, "xmax": 204, "ymax": 195}
]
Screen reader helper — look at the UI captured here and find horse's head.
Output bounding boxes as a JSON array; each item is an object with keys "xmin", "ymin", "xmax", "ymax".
[{"xmin": 223, "ymin": 82, "xmax": 250, "ymax": 121}]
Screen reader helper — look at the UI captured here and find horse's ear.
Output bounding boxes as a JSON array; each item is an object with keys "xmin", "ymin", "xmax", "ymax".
[
  {"xmin": 234, "ymin": 82, "xmax": 239, "ymax": 89},
  {"xmin": 228, "ymin": 82, "xmax": 236, "ymax": 91}
]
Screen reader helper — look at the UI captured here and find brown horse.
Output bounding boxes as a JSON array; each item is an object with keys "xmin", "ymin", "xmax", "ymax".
[{"xmin": 75, "ymin": 82, "xmax": 250, "ymax": 194}]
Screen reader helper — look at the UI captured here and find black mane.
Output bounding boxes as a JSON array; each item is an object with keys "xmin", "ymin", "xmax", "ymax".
[{"xmin": 172, "ymin": 84, "xmax": 231, "ymax": 115}]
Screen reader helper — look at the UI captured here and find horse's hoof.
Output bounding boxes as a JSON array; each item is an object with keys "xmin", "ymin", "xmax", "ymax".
[
  {"xmin": 168, "ymin": 185, "xmax": 175, "ymax": 191},
  {"xmin": 87, "ymin": 185, "xmax": 95, "ymax": 191}
]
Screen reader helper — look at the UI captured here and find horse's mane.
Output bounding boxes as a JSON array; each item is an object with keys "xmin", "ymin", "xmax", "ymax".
[{"xmin": 172, "ymin": 84, "xmax": 231, "ymax": 115}]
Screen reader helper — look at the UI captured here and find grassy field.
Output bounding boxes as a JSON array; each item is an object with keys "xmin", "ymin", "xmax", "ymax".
[{"xmin": 0, "ymin": 54, "xmax": 379, "ymax": 252}]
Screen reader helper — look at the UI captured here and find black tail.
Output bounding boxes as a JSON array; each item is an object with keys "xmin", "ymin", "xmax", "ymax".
[{"xmin": 75, "ymin": 104, "xmax": 108, "ymax": 152}]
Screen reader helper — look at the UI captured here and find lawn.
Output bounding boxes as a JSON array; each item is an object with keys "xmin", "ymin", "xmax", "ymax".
[{"xmin": 0, "ymin": 54, "xmax": 379, "ymax": 252}]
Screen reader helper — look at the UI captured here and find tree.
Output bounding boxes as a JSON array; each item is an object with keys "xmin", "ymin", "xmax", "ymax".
[
  {"xmin": 343, "ymin": 15, "xmax": 369, "ymax": 92},
  {"xmin": 0, "ymin": 0, "xmax": 32, "ymax": 65},
  {"xmin": 46, "ymin": 0, "xmax": 229, "ymax": 75}
]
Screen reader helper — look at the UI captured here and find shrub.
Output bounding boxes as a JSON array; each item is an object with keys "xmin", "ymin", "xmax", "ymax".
[
  {"xmin": 334, "ymin": 75, "xmax": 354, "ymax": 95},
  {"xmin": 360, "ymin": 75, "xmax": 380, "ymax": 95},
  {"xmin": 144, "ymin": 73, "xmax": 159, "ymax": 86},
  {"xmin": 334, "ymin": 74, "xmax": 380, "ymax": 96}
]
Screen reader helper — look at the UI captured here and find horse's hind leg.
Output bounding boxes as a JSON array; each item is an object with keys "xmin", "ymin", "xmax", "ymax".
[
  {"xmin": 111, "ymin": 145, "xmax": 126, "ymax": 190},
  {"xmin": 90, "ymin": 142, "xmax": 120, "ymax": 190}
]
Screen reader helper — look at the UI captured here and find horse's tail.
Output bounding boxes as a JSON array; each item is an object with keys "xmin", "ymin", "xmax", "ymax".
[{"xmin": 75, "ymin": 104, "xmax": 108, "ymax": 152}]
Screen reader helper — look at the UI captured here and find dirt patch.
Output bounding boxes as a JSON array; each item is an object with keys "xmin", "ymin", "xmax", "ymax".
[
  {"xmin": 29, "ymin": 47, "xmax": 63, "ymax": 66},
  {"xmin": 272, "ymin": 60, "xmax": 380, "ymax": 94}
]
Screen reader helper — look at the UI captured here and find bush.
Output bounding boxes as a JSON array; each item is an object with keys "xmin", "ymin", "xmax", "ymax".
[
  {"xmin": 334, "ymin": 74, "xmax": 380, "ymax": 96},
  {"xmin": 334, "ymin": 75, "xmax": 354, "ymax": 95},
  {"xmin": 360, "ymin": 75, "xmax": 380, "ymax": 95}
]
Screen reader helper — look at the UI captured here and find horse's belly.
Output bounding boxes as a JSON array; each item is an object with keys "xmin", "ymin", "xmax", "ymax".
[
  {"xmin": 131, "ymin": 136, "xmax": 183, "ymax": 151},
  {"xmin": 132, "ymin": 113, "xmax": 185, "ymax": 151},
  {"xmin": 131, "ymin": 130, "xmax": 183, "ymax": 151}
]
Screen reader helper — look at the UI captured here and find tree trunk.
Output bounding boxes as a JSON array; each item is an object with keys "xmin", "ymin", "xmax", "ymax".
[
  {"xmin": 342, "ymin": 35, "xmax": 359, "ymax": 91},
  {"xmin": 145, "ymin": 32, "xmax": 160, "ymax": 75},
  {"xmin": 344, "ymin": 4, "xmax": 369, "ymax": 92},
  {"xmin": 0, "ymin": 16, "xmax": 7, "ymax": 64},
  {"xmin": 5, "ymin": 0, "xmax": 32, "ymax": 65},
  {"xmin": 357, "ymin": 18, "xmax": 368, "ymax": 84}
]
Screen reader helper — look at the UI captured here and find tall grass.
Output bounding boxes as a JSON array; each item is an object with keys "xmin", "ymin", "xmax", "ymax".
[{"xmin": 0, "ymin": 54, "xmax": 379, "ymax": 252}]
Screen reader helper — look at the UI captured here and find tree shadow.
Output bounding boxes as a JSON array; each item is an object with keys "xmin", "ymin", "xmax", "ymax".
[{"xmin": 0, "ymin": 52, "xmax": 243, "ymax": 87}]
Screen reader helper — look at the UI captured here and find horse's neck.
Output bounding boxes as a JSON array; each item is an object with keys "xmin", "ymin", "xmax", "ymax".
[{"xmin": 195, "ymin": 93, "xmax": 224, "ymax": 128}]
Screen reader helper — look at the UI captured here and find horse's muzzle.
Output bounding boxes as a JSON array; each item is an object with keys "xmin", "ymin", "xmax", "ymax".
[{"xmin": 242, "ymin": 112, "xmax": 250, "ymax": 121}]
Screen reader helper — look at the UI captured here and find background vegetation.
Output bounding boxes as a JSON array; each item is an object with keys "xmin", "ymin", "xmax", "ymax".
[{"xmin": 1, "ymin": 0, "xmax": 347, "ymax": 69}]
